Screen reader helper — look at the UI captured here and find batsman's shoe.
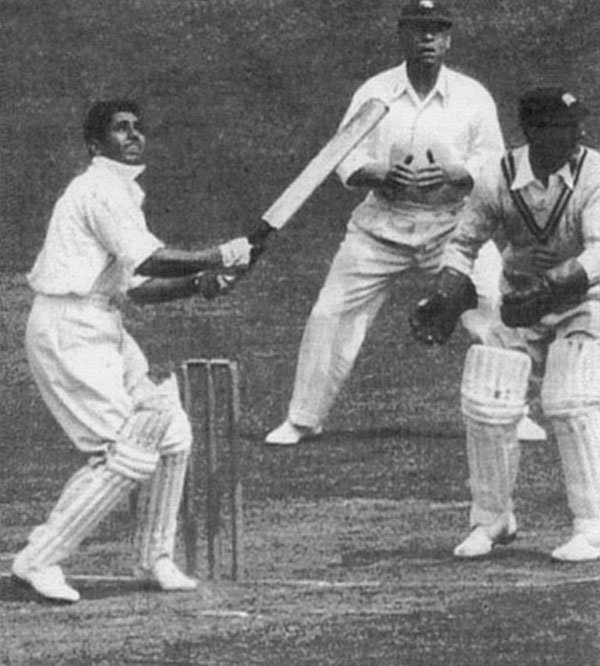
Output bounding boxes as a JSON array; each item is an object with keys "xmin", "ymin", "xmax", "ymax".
[
  {"xmin": 517, "ymin": 415, "xmax": 547, "ymax": 442},
  {"xmin": 11, "ymin": 562, "xmax": 80, "ymax": 603},
  {"xmin": 265, "ymin": 419, "xmax": 322, "ymax": 446},
  {"xmin": 551, "ymin": 534, "xmax": 600, "ymax": 562},
  {"xmin": 137, "ymin": 557, "xmax": 198, "ymax": 591},
  {"xmin": 454, "ymin": 516, "xmax": 517, "ymax": 558}
]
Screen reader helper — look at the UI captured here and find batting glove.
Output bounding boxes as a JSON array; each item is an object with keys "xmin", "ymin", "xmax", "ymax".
[{"xmin": 219, "ymin": 237, "xmax": 252, "ymax": 269}]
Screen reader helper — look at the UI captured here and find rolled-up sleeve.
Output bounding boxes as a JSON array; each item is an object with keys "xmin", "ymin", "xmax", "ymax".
[
  {"xmin": 444, "ymin": 173, "xmax": 500, "ymax": 276},
  {"xmin": 86, "ymin": 187, "xmax": 164, "ymax": 273}
]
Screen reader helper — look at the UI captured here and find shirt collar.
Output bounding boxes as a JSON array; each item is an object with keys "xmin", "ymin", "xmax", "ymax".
[
  {"xmin": 393, "ymin": 63, "xmax": 449, "ymax": 104},
  {"xmin": 511, "ymin": 145, "xmax": 578, "ymax": 191},
  {"xmin": 92, "ymin": 155, "xmax": 146, "ymax": 182}
]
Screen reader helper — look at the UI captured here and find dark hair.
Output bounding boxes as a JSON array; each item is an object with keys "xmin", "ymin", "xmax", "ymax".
[
  {"xmin": 83, "ymin": 100, "xmax": 142, "ymax": 146},
  {"xmin": 397, "ymin": 0, "xmax": 453, "ymax": 29}
]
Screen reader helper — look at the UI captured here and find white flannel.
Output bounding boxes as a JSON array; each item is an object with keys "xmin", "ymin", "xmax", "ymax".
[
  {"xmin": 28, "ymin": 156, "xmax": 164, "ymax": 299},
  {"xmin": 335, "ymin": 63, "xmax": 504, "ymax": 247},
  {"xmin": 444, "ymin": 145, "xmax": 600, "ymax": 294}
]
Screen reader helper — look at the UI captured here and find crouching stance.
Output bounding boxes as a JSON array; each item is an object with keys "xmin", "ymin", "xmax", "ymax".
[
  {"xmin": 12, "ymin": 100, "xmax": 258, "ymax": 603},
  {"xmin": 410, "ymin": 87, "xmax": 600, "ymax": 561}
]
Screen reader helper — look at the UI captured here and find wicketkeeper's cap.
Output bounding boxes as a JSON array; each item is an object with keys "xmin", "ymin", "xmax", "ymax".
[
  {"xmin": 398, "ymin": 0, "xmax": 453, "ymax": 27},
  {"xmin": 519, "ymin": 87, "xmax": 589, "ymax": 126}
]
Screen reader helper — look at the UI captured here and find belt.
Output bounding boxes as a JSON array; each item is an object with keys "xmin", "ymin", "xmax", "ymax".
[{"xmin": 38, "ymin": 292, "xmax": 122, "ymax": 312}]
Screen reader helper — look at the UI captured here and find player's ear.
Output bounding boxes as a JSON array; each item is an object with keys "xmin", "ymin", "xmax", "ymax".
[{"xmin": 88, "ymin": 140, "xmax": 101, "ymax": 156}]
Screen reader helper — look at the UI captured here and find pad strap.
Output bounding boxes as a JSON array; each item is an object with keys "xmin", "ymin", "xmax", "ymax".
[
  {"xmin": 461, "ymin": 345, "xmax": 531, "ymax": 424},
  {"xmin": 542, "ymin": 338, "xmax": 600, "ymax": 415},
  {"xmin": 106, "ymin": 441, "xmax": 160, "ymax": 481}
]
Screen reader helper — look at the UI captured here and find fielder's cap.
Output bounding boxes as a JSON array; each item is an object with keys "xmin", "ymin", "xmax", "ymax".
[
  {"xmin": 398, "ymin": 0, "xmax": 453, "ymax": 27},
  {"xmin": 519, "ymin": 87, "xmax": 588, "ymax": 125}
]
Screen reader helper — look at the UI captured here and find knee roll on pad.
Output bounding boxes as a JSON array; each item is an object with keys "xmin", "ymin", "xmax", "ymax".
[
  {"xmin": 107, "ymin": 440, "xmax": 160, "ymax": 481},
  {"xmin": 159, "ymin": 408, "xmax": 193, "ymax": 455},
  {"xmin": 461, "ymin": 345, "xmax": 531, "ymax": 424},
  {"xmin": 542, "ymin": 338, "xmax": 600, "ymax": 416},
  {"xmin": 119, "ymin": 408, "xmax": 171, "ymax": 454},
  {"xmin": 131, "ymin": 374, "xmax": 191, "ymax": 454}
]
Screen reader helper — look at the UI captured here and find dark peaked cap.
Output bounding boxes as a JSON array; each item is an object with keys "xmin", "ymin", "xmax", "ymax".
[
  {"xmin": 519, "ymin": 87, "xmax": 588, "ymax": 125},
  {"xmin": 398, "ymin": 0, "xmax": 453, "ymax": 27}
]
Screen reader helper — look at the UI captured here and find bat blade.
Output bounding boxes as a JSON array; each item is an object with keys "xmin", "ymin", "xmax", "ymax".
[{"xmin": 261, "ymin": 98, "xmax": 389, "ymax": 230}]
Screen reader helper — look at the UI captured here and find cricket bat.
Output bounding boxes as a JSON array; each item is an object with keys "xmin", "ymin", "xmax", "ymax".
[{"xmin": 249, "ymin": 98, "xmax": 389, "ymax": 246}]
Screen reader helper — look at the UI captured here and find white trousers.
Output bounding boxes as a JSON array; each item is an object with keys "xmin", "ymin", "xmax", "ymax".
[
  {"xmin": 287, "ymin": 224, "xmax": 502, "ymax": 428},
  {"xmin": 19, "ymin": 294, "xmax": 193, "ymax": 571},
  {"xmin": 26, "ymin": 294, "xmax": 190, "ymax": 454}
]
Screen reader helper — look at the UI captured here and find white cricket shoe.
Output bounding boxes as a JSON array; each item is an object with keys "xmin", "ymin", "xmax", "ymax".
[
  {"xmin": 264, "ymin": 419, "xmax": 322, "ymax": 446},
  {"xmin": 454, "ymin": 515, "xmax": 517, "ymax": 558},
  {"xmin": 517, "ymin": 415, "xmax": 547, "ymax": 442},
  {"xmin": 138, "ymin": 557, "xmax": 198, "ymax": 591},
  {"xmin": 551, "ymin": 534, "xmax": 600, "ymax": 562},
  {"xmin": 11, "ymin": 562, "xmax": 80, "ymax": 603}
]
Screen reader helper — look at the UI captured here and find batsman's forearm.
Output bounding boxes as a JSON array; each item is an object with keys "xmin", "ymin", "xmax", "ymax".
[
  {"xmin": 136, "ymin": 246, "xmax": 223, "ymax": 278},
  {"xmin": 127, "ymin": 275, "xmax": 201, "ymax": 303}
]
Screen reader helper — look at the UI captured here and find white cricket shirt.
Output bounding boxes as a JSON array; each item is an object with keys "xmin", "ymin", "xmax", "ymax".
[
  {"xmin": 28, "ymin": 156, "xmax": 164, "ymax": 298},
  {"xmin": 444, "ymin": 144, "xmax": 600, "ymax": 289}
]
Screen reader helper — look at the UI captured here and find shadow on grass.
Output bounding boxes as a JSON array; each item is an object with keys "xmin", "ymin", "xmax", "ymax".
[
  {"xmin": 0, "ymin": 575, "xmax": 145, "ymax": 604},
  {"xmin": 338, "ymin": 543, "xmax": 551, "ymax": 569},
  {"xmin": 242, "ymin": 423, "xmax": 464, "ymax": 444}
]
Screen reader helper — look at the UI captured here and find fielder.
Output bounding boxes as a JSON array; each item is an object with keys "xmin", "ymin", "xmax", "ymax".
[
  {"xmin": 410, "ymin": 87, "xmax": 600, "ymax": 561},
  {"xmin": 266, "ymin": 0, "xmax": 528, "ymax": 446},
  {"xmin": 12, "ymin": 100, "xmax": 258, "ymax": 603}
]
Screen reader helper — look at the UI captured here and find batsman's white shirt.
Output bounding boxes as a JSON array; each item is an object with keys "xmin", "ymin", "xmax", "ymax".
[
  {"xmin": 25, "ymin": 157, "xmax": 186, "ymax": 454},
  {"xmin": 28, "ymin": 156, "xmax": 163, "ymax": 297}
]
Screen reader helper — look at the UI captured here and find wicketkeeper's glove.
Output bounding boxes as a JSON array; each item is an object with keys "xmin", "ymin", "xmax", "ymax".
[
  {"xmin": 409, "ymin": 267, "xmax": 478, "ymax": 346},
  {"xmin": 501, "ymin": 258, "xmax": 589, "ymax": 328}
]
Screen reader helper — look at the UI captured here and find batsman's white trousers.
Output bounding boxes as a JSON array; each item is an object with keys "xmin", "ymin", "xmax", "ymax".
[
  {"xmin": 26, "ymin": 294, "xmax": 191, "ymax": 454},
  {"xmin": 287, "ymin": 221, "xmax": 502, "ymax": 428}
]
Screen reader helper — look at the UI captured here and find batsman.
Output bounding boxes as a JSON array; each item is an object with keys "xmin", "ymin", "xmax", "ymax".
[
  {"xmin": 12, "ymin": 100, "xmax": 260, "ymax": 603},
  {"xmin": 410, "ymin": 87, "xmax": 600, "ymax": 561}
]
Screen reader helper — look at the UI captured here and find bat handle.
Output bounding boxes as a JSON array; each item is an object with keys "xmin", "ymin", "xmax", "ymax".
[
  {"xmin": 247, "ymin": 220, "xmax": 275, "ymax": 246},
  {"xmin": 247, "ymin": 220, "xmax": 276, "ymax": 264}
]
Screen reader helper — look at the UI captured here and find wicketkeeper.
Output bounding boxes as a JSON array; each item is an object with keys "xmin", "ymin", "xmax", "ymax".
[
  {"xmin": 12, "ymin": 100, "xmax": 259, "ymax": 603},
  {"xmin": 410, "ymin": 87, "xmax": 600, "ymax": 561}
]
